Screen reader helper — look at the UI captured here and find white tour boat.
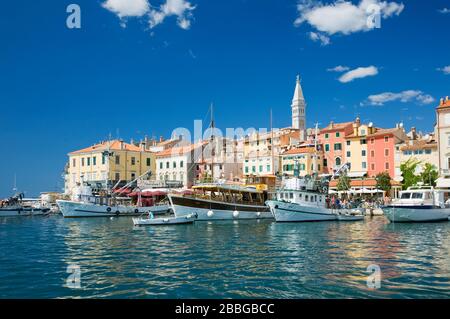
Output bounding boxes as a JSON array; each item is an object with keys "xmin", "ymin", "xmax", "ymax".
[
  {"xmin": 0, "ymin": 193, "xmax": 50, "ymax": 217},
  {"xmin": 383, "ymin": 186, "xmax": 450, "ymax": 222}
]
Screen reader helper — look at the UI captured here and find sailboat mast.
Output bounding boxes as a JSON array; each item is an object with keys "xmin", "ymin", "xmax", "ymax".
[{"xmin": 210, "ymin": 103, "xmax": 214, "ymax": 182}]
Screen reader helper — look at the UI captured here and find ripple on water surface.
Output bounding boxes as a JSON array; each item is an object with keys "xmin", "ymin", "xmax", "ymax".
[{"xmin": 0, "ymin": 216, "xmax": 449, "ymax": 298}]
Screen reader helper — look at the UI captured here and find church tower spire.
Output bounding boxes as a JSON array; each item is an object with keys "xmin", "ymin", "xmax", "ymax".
[{"xmin": 291, "ymin": 75, "xmax": 306, "ymax": 136}]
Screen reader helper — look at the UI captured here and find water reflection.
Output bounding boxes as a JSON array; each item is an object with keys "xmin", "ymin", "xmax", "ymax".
[{"xmin": 0, "ymin": 216, "xmax": 449, "ymax": 298}]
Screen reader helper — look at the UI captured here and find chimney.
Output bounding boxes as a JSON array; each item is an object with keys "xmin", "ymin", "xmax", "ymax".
[
  {"xmin": 120, "ymin": 139, "xmax": 124, "ymax": 150},
  {"xmin": 140, "ymin": 140, "xmax": 146, "ymax": 151},
  {"xmin": 330, "ymin": 121, "xmax": 334, "ymax": 129},
  {"xmin": 441, "ymin": 97, "xmax": 444, "ymax": 105},
  {"xmin": 159, "ymin": 136, "xmax": 164, "ymax": 143},
  {"xmin": 446, "ymin": 96, "xmax": 449, "ymax": 102},
  {"xmin": 353, "ymin": 117, "xmax": 360, "ymax": 136}
]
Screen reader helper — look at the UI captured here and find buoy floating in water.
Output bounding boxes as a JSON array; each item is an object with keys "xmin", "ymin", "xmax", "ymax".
[
  {"xmin": 207, "ymin": 210, "xmax": 214, "ymax": 217},
  {"xmin": 233, "ymin": 210, "xmax": 239, "ymax": 218}
]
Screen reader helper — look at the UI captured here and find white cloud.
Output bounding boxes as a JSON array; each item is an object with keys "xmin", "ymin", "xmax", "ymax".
[
  {"xmin": 102, "ymin": 0, "xmax": 150, "ymax": 18},
  {"xmin": 437, "ymin": 65, "xmax": 450, "ymax": 75},
  {"xmin": 309, "ymin": 31, "xmax": 331, "ymax": 45},
  {"xmin": 438, "ymin": 8, "xmax": 450, "ymax": 14},
  {"xmin": 102, "ymin": 0, "xmax": 196, "ymax": 30},
  {"xmin": 327, "ymin": 65, "xmax": 350, "ymax": 72},
  {"xmin": 338, "ymin": 66, "xmax": 378, "ymax": 83},
  {"xmin": 294, "ymin": 0, "xmax": 404, "ymax": 43},
  {"xmin": 149, "ymin": 0, "xmax": 196, "ymax": 30},
  {"xmin": 366, "ymin": 90, "xmax": 435, "ymax": 106}
]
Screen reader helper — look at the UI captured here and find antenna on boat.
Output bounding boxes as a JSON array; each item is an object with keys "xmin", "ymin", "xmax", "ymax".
[{"xmin": 12, "ymin": 173, "xmax": 17, "ymax": 193}]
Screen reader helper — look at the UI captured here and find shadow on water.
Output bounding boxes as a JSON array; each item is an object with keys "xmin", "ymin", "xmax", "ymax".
[{"xmin": 0, "ymin": 216, "xmax": 449, "ymax": 298}]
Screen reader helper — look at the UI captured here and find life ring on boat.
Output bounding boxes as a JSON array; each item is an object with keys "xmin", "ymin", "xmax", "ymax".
[
  {"xmin": 115, "ymin": 210, "xmax": 120, "ymax": 216},
  {"xmin": 134, "ymin": 209, "xmax": 139, "ymax": 214},
  {"xmin": 274, "ymin": 205, "xmax": 279, "ymax": 209},
  {"xmin": 106, "ymin": 207, "xmax": 112, "ymax": 212}
]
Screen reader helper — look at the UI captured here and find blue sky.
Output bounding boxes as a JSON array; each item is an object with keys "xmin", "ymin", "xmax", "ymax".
[{"xmin": 0, "ymin": 0, "xmax": 449, "ymax": 197}]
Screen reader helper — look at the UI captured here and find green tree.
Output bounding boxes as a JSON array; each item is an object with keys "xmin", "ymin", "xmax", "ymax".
[
  {"xmin": 400, "ymin": 158, "xmax": 421, "ymax": 190},
  {"xmin": 375, "ymin": 171, "xmax": 391, "ymax": 192},
  {"xmin": 336, "ymin": 173, "xmax": 351, "ymax": 191},
  {"xmin": 420, "ymin": 163, "xmax": 438, "ymax": 186}
]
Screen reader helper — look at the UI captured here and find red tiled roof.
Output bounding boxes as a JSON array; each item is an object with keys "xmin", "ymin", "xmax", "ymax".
[
  {"xmin": 282, "ymin": 147, "xmax": 316, "ymax": 155},
  {"xmin": 437, "ymin": 98, "xmax": 450, "ymax": 109},
  {"xmin": 69, "ymin": 140, "xmax": 143, "ymax": 155},
  {"xmin": 320, "ymin": 122, "xmax": 353, "ymax": 133}
]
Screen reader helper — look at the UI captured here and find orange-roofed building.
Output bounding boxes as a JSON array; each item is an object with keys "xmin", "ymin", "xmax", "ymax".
[
  {"xmin": 64, "ymin": 139, "xmax": 156, "ymax": 194},
  {"xmin": 281, "ymin": 145, "xmax": 324, "ymax": 177}
]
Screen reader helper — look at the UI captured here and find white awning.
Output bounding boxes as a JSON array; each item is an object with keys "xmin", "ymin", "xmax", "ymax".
[
  {"xmin": 347, "ymin": 171, "xmax": 367, "ymax": 178},
  {"xmin": 436, "ymin": 177, "xmax": 450, "ymax": 188}
]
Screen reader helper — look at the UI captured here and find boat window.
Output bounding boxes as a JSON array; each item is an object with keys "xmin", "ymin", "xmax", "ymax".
[
  {"xmin": 305, "ymin": 195, "xmax": 309, "ymax": 201},
  {"xmin": 298, "ymin": 193, "xmax": 302, "ymax": 199},
  {"xmin": 400, "ymin": 193, "xmax": 411, "ymax": 199},
  {"xmin": 290, "ymin": 193, "xmax": 294, "ymax": 199},
  {"xmin": 412, "ymin": 193, "xmax": 423, "ymax": 199},
  {"xmin": 424, "ymin": 192, "xmax": 432, "ymax": 200}
]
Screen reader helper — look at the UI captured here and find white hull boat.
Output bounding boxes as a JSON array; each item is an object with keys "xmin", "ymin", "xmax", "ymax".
[
  {"xmin": 384, "ymin": 206, "xmax": 450, "ymax": 222},
  {"xmin": 266, "ymin": 200, "xmax": 338, "ymax": 222},
  {"xmin": 57, "ymin": 200, "xmax": 150, "ymax": 218},
  {"xmin": 336, "ymin": 210, "xmax": 365, "ymax": 221},
  {"xmin": 383, "ymin": 186, "xmax": 450, "ymax": 223},
  {"xmin": 171, "ymin": 203, "xmax": 271, "ymax": 221},
  {"xmin": 148, "ymin": 204, "xmax": 171, "ymax": 215},
  {"xmin": 132, "ymin": 213, "xmax": 196, "ymax": 226}
]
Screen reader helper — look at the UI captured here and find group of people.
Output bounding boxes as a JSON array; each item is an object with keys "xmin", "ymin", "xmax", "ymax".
[{"xmin": 325, "ymin": 195, "xmax": 387, "ymax": 209}]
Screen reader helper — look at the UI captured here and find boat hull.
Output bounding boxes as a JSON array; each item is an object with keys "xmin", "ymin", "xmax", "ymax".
[
  {"xmin": 168, "ymin": 195, "xmax": 272, "ymax": 221},
  {"xmin": 132, "ymin": 214, "xmax": 195, "ymax": 226},
  {"xmin": 266, "ymin": 200, "xmax": 338, "ymax": 222},
  {"xmin": 0, "ymin": 207, "xmax": 50, "ymax": 217},
  {"xmin": 56, "ymin": 200, "xmax": 150, "ymax": 218},
  {"xmin": 383, "ymin": 206, "xmax": 450, "ymax": 222}
]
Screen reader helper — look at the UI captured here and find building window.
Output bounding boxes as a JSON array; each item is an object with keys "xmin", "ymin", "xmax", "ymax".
[
  {"xmin": 371, "ymin": 163, "xmax": 375, "ymax": 170},
  {"xmin": 334, "ymin": 143, "xmax": 342, "ymax": 151},
  {"xmin": 93, "ymin": 156, "xmax": 96, "ymax": 166},
  {"xmin": 346, "ymin": 151, "xmax": 351, "ymax": 157},
  {"xmin": 325, "ymin": 144, "xmax": 330, "ymax": 152},
  {"xmin": 166, "ymin": 162, "xmax": 169, "ymax": 169},
  {"xmin": 371, "ymin": 150, "xmax": 375, "ymax": 157},
  {"xmin": 131, "ymin": 157, "xmax": 136, "ymax": 166},
  {"xmin": 81, "ymin": 158, "xmax": 85, "ymax": 166},
  {"xmin": 102, "ymin": 155, "xmax": 106, "ymax": 165},
  {"xmin": 267, "ymin": 165, "xmax": 270, "ymax": 171},
  {"xmin": 385, "ymin": 162, "xmax": 390, "ymax": 169},
  {"xmin": 87, "ymin": 157, "xmax": 91, "ymax": 166},
  {"xmin": 245, "ymin": 167, "xmax": 249, "ymax": 173},
  {"xmin": 115, "ymin": 155, "xmax": 120, "ymax": 165},
  {"xmin": 371, "ymin": 138, "xmax": 375, "ymax": 144},
  {"xmin": 72, "ymin": 159, "xmax": 76, "ymax": 167},
  {"xmin": 323, "ymin": 159, "xmax": 327, "ymax": 167},
  {"xmin": 146, "ymin": 158, "xmax": 151, "ymax": 166},
  {"xmin": 425, "ymin": 149, "xmax": 432, "ymax": 155},
  {"xmin": 360, "ymin": 139, "xmax": 367, "ymax": 144},
  {"xmin": 336, "ymin": 132, "xmax": 340, "ymax": 138},
  {"xmin": 160, "ymin": 162, "xmax": 163, "ymax": 169},
  {"xmin": 335, "ymin": 157, "xmax": 341, "ymax": 166},
  {"xmin": 385, "ymin": 149, "xmax": 389, "ymax": 156},
  {"xmin": 325, "ymin": 133, "xmax": 329, "ymax": 139},
  {"xmin": 318, "ymin": 164, "xmax": 321, "ymax": 170},
  {"xmin": 362, "ymin": 150, "xmax": 366, "ymax": 156},
  {"xmin": 362, "ymin": 162, "xmax": 367, "ymax": 169},
  {"xmin": 115, "ymin": 172, "xmax": 120, "ymax": 181},
  {"xmin": 361, "ymin": 129, "xmax": 366, "ymax": 135},
  {"xmin": 259, "ymin": 165, "xmax": 263, "ymax": 172},
  {"xmin": 173, "ymin": 161, "xmax": 176, "ymax": 168},
  {"xmin": 252, "ymin": 166, "xmax": 256, "ymax": 173},
  {"xmin": 131, "ymin": 173, "xmax": 136, "ymax": 180},
  {"xmin": 346, "ymin": 141, "xmax": 350, "ymax": 146},
  {"xmin": 384, "ymin": 136, "xmax": 389, "ymax": 142}
]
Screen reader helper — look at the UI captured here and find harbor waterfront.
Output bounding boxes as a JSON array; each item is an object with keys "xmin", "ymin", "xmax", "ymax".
[{"xmin": 0, "ymin": 215, "xmax": 449, "ymax": 299}]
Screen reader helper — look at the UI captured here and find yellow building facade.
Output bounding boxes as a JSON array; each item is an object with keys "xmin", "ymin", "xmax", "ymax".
[
  {"xmin": 281, "ymin": 147, "xmax": 323, "ymax": 177},
  {"xmin": 65, "ymin": 140, "xmax": 156, "ymax": 194}
]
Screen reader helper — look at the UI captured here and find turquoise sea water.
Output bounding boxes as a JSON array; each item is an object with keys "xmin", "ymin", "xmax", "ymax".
[{"xmin": 0, "ymin": 215, "xmax": 449, "ymax": 298}]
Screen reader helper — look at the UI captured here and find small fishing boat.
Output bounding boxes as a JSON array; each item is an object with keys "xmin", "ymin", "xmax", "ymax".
[
  {"xmin": 383, "ymin": 186, "xmax": 450, "ymax": 222},
  {"xmin": 335, "ymin": 209, "xmax": 365, "ymax": 221},
  {"xmin": 0, "ymin": 193, "xmax": 50, "ymax": 217},
  {"xmin": 132, "ymin": 213, "xmax": 196, "ymax": 226}
]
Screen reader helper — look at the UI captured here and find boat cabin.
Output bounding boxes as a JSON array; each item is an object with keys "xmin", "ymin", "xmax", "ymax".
[
  {"xmin": 191, "ymin": 184, "xmax": 268, "ymax": 206},
  {"xmin": 395, "ymin": 186, "xmax": 450, "ymax": 208}
]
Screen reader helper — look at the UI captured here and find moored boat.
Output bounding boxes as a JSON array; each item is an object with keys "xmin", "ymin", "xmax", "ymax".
[
  {"xmin": 132, "ymin": 213, "xmax": 196, "ymax": 226},
  {"xmin": 168, "ymin": 184, "xmax": 272, "ymax": 220},
  {"xmin": 382, "ymin": 186, "xmax": 450, "ymax": 222},
  {"xmin": 0, "ymin": 193, "xmax": 50, "ymax": 217}
]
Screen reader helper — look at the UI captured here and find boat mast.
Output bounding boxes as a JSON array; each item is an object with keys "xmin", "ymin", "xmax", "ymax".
[
  {"xmin": 13, "ymin": 173, "xmax": 17, "ymax": 194},
  {"xmin": 210, "ymin": 103, "xmax": 215, "ymax": 183}
]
